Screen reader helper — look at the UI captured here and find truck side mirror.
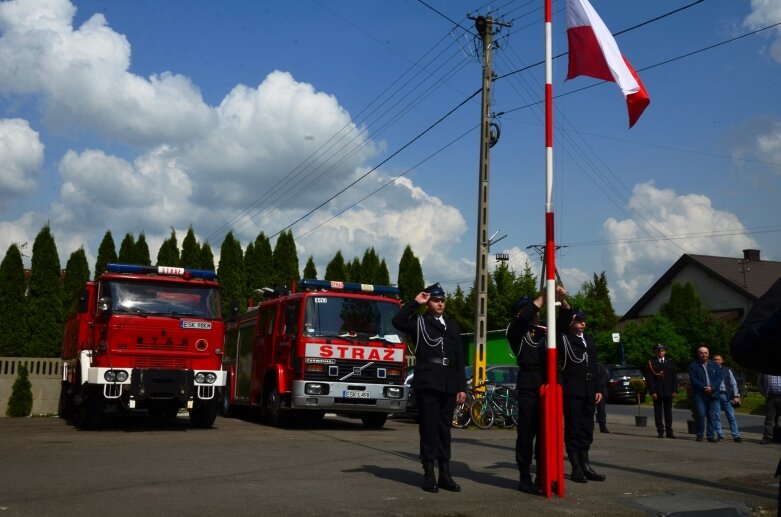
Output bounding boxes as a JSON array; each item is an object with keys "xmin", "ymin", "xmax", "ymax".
[{"xmin": 98, "ymin": 297, "xmax": 113, "ymax": 314}]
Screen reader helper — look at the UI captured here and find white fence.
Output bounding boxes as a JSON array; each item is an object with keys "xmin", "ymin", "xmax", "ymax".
[{"xmin": 0, "ymin": 357, "xmax": 61, "ymax": 416}]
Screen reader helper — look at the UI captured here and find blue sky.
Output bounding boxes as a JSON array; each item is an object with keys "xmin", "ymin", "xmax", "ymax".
[{"xmin": 0, "ymin": 0, "xmax": 779, "ymax": 315}]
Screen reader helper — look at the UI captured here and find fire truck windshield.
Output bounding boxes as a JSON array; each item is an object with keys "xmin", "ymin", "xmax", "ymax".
[
  {"xmin": 102, "ymin": 280, "xmax": 221, "ymax": 319},
  {"xmin": 304, "ymin": 296, "xmax": 400, "ymax": 342}
]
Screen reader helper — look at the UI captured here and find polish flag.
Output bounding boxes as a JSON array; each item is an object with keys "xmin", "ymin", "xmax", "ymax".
[{"xmin": 566, "ymin": 0, "xmax": 650, "ymax": 128}]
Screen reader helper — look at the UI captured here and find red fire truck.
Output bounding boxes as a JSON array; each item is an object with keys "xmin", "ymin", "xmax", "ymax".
[
  {"xmin": 59, "ymin": 263, "xmax": 226, "ymax": 429},
  {"xmin": 222, "ymin": 279, "xmax": 408, "ymax": 428}
]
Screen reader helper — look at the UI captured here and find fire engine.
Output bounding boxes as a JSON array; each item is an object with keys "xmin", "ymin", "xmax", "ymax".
[
  {"xmin": 59, "ymin": 263, "xmax": 226, "ymax": 429},
  {"xmin": 222, "ymin": 279, "xmax": 408, "ymax": 428}
]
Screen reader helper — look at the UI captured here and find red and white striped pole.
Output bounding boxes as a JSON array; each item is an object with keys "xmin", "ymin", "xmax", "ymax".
[{"xmin": 539, "ymin": 0, "xmax": 565, "ymax": 498}]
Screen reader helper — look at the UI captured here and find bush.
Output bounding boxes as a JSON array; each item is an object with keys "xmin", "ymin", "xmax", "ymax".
[{"xmin": 6, "ymin": 365, "xmax": 33, "ymax": 417}]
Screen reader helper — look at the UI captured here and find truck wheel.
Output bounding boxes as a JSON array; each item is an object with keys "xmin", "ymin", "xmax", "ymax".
[
  {"xmin": 361, "ymin": 413, "xmax": 387, "ymax": 429},
  {"xmin": 189, "ymin": 397, "xmax": 218, "ymax": 428},
  {"xmin": 74, "ymin": 386, "xmax": 103, "ymax": 430},
  {"xmin": 263, "ymin": 385, "xmax": 288, "ymax": 427},
  {"xmin": 58, "ymin": 381, "xmax": 74, "ymax": 420},
  {"xmin": 220, "ymin": 387, "xmax": 233, "ymax": 418}
]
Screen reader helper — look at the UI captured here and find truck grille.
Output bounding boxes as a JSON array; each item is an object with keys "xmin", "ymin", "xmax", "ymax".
[{"xmin": 305, "ymin": 359, "xmax": 402, "ymax": 384}]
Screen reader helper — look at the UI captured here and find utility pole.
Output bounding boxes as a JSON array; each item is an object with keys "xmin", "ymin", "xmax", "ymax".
[{"xmin": 469, "ymin": 14, "xmax": 510, "ymax": 389}]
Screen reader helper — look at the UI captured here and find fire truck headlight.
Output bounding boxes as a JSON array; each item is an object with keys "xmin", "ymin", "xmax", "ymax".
[
  {"xmin": 195, "ymin": 372, "xmax": 217, "ymax": 384},
  {"xmin": 383, "ymin": 386, "xmax": 403, "ymax": 399},
  {"xmin": 305, "ymin": 383, "xmax": 328, "ymax": 395},
  {"xmin": 104, "ymin": 370, "xmax": 128, "ymax": 383}
]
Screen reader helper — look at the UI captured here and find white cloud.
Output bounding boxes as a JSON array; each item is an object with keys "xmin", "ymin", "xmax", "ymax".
[
  {"xmin": 0, "ymin": 0, "xmax": 213, "ymax": 145},
  {"xmin": 744, "ymin": 0, "xmax": 781, "ymax": 63},
  {"xmin": 603, "ymin": 182, "xmax": 757, "ymax": 303},
  {"xmin": 0, "ymin": 118, "xmax": 43, "ymax": 206}
]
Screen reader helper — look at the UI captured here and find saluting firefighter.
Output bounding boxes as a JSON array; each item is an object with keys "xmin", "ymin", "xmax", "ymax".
[
  {"xmin": 555, "ymin": 286, "xmax": 606, "ymax": 484},
  {"xmin": 392, "ymin": 283, "xmax": 467, "ymax": 493},
  {"xmin": 506, "ymin": 292, "xmax": 546, "ymax": 495}
]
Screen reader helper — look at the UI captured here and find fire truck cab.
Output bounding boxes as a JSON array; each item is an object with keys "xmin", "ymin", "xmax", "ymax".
[
  {"xmin": 222, "ymin": 279, "xmax": 408, "ymax": 428},
  {"xmin": 59, "ymin": 263, "xmax": 226, "ymax": 429}
]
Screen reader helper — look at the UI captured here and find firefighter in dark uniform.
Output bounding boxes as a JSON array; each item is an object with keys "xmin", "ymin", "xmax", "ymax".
[
  {"xmin": 556, "ymin": 286, "xmax": 605, "ymax": 483},
  {"xmin": 646, "ymin": 343, "xmax": 678, "ymax": 438},
  {"xmin": 392, "ymin": 283, "xmax": 467, "ymax": 493},
  {"xmin": 506, "ymin": 292, "xmax": 546, "ymax": 495}
]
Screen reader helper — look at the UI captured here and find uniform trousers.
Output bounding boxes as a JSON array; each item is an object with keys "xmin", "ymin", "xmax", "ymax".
[
  {"xmin": 415, "ymin": 388, "xmax": 456, "ymax": 463},
  {"xmin": 515, "ymin": 389, "xmax": 540, "ymax": 466},
  {"xmin": 653, "ymin": 396, "xmax": 674, "ymax": 433},
  {"xmin": 763, "ymin": 395, "xmax": 781, "ymax": 440},
  {"xmin": 564, "ymin": 394, "xmax": 595, "ymax": 453}
]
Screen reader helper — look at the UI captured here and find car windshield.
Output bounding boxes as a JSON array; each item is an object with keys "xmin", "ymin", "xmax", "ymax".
[
  {"xmin": 611, "ymin": 367, "xmax": 643, "ymax": 379},
  {"xmin": 104, "ymin": 280, "xmax": 221, "ymax": 319},
  {"xmin": 304, "ymin": 295, "xmax": 400, "ymax": 341}
]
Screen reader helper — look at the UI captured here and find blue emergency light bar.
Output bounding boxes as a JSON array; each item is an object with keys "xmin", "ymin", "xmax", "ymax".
[
  {"xmin": 298, "ymin": 278, "xmax": 399, "ymax": 297},
  {"xmin": 106, "ymin": 263, "xmax": 218, "ymax": 280}
]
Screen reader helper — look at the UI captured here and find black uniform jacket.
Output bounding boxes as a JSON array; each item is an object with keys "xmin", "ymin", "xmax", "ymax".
[
  {"xmin": 646, "ymin": 357, "xmax": 678, "ymax": 398},
  {"xmin": 392, "ymin": 300, "xmax": 467, "ymax": 394},
  {"xmin": 506, "ymin": 304, "xmax": 547, "ymax": 390},
  {"xmin": 556, "ymin": 308, "xmax": 598, "ymax": 397}
]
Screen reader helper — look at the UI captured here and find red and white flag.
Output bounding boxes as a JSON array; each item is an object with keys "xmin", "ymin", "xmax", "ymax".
[{"xmin": 566, "ymin": 0, "xmax": 650, "ymax": 128}]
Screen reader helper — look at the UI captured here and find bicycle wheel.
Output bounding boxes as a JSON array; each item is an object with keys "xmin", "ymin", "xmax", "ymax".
[
  {"xmin": 470, "ymin": 398, "xmax": 495, "ymax": 429},
  {"xmin": 452, "ymin": 401, "xmax": 471, "ymax": 428}
]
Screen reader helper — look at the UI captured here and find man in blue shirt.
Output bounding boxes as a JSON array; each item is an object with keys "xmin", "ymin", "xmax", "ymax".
[
  {"xmin": 712, "ymin": 354, "xmax": 742, "ymax": 442},
  {"xmin": 688, "ymin": 346, "xmax": 723, "ymax": 442}
]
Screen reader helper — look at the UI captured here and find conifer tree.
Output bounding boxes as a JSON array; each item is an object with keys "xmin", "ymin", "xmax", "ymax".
[
  {"xmin": 397, "ymin": 245, "xmax": 424, "ymax": 303},
  {"xmin": 180, "ymin": 226, "xmax": 200, "ymax": 269},
  {"xmin": 135, "ymin": 232, "xmax": 151, "ymax": 266},
  {"xmin": 117, "ymin": 233, "xmax": 136, "ymax": 264},
  {"xmin": 253, "ymin": 232, "xmax": 274, "ymax": 288},
  {"xmin": 303, "ymin": 256, "xmax": 317, "ymax": 279},
  {"xmin": 346, "ymin": 257, "xmax": 361, "ymax": 283},
  {"xmin": 0, "ymin": 244, "xmax": 28, "ymax": 357},
  {"xmin": 5, "ymin": 365, "xmax": 33, "ymax": 417},
  {"xmin": 271, "ymin": 230, "xmax": 299, "ymax": 287},
  {"xmin": 200, "ymin": 242, "xmax": 215, "ymax": 271},
  {"xmin": 377, "ymin": 259, "xmax": 390, "ymax": 286},
  {"xmin": 217, "ymin": 231, "xmax": 245, "ymax": 317},
  {"xmin": 26, "ymin": 224, "xmax": 64, "ymax": 357},
  {"xmin": 156, "ymin": 228, "xmax": 180, "ymax": 266},
  {"xmin": 63, "ymin": 247, "xmax": 90, "ymax": 316},
  {"xmin": 94, "ymin": 231, "xmax": 117, "ymax": 279},
  {"xmin": 324, "ymin": 251, "xmax": 347, "ymax": 282},
  {"xmin": 360, "ymin": 247, "xmax": 381, "ymax": 284}
]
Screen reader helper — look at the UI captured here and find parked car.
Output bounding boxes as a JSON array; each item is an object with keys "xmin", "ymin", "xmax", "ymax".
[{"xmin": 604, "ymin": 364, "xmax": 647, "ymax": 403}]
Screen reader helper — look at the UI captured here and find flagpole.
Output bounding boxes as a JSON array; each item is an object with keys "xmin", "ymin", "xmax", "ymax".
[{"xmin": 539, "ymin": 0, "xmax": 565, "ymax": 498}]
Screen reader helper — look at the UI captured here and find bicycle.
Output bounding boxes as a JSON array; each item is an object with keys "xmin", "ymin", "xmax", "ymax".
[
  {"xmin": 452, "ymin": 389, "xmax": 474, "ymax": 428},
  {"xmin": 469, "ymin": 383, "xmax": 518, "ymax": 430}
]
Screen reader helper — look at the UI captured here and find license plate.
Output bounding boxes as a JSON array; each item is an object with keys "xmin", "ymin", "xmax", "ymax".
[
  {"xmin": 344, "ymin": 390, "xmax": 370, "ymax": 399},
  {"xmin": 623, "ymin": 381, "xmax": 629, "ymax": 386},
  {"xmin": 181, "ymin": 321, "xmax": 212, "ymax": 329}
]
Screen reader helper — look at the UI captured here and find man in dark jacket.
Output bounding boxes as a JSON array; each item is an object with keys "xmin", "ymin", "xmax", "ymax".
[
  {"xmin": 688, "ymin": 346, "xmax": 723, "ymax": 442},
  {"xmin": 392, "ymin": 283, "xmax": 467, "ymax": 493},
  {"xmin": 506, "ymin": 292, "xmax": 546, "ymax": 494},
  {"xmin": 556, "ymin": 286, "xmax": 605, "ymax": 484},
  {"xmin": 646, "ymin": 344, "xmax": 678, "ymax": 439}
]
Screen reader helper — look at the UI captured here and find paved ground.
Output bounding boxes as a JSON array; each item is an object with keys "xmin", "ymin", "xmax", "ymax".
[{"xmin": 0, "ymin": 407, "xmax": 777, "ymax": 516}]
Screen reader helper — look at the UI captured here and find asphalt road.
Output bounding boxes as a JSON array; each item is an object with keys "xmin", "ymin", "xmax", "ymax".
[{"xmin": 0, "ymin": 409, "xmax": 777, "ymax": 516}]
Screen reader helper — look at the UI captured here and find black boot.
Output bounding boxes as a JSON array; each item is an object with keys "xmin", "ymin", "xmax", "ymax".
[
  {"xmin": 437, "ymin": 461, "xmax": 461, "ymax": 492},
  {"xmin": 518, "ymin": 464, "xmax": 541, "ymax": 494},
  {"xmin": 599, "ymin": 422, "xmax": 610, "ymax": 433},
  {"xmin": 580, "ymin": 450, "xmax": 606, "ymax": 481},
  {"xmin": 567, "ymin": 451, "xmax": 587, "ymax": 483},
  {"xmin": 422, "ymin": 462, "xmax": 438, "ymax": 493}
]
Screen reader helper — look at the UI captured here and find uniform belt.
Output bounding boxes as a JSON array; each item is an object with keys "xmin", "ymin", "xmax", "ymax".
[{"xmin": 424, "ymin": 357, "xmax": 453, "ymax": 367}]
